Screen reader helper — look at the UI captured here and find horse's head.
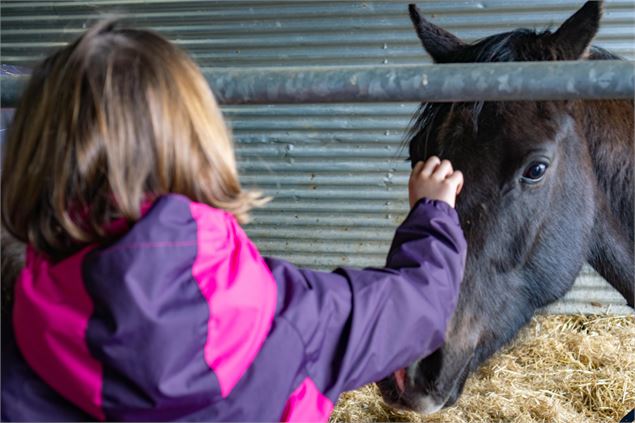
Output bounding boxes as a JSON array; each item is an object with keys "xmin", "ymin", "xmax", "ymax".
[{"xmin": 378, "ymin": 1, "xmax": 605, "ymax": 413}]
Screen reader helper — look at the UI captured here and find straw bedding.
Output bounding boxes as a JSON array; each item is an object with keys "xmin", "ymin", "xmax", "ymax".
[{"xmin": 331, "ymin": 314, "xmax": 634, "ymax": 423}]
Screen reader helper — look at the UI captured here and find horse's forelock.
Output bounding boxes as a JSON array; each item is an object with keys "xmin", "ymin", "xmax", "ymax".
[{"xmin": 406, "ymin": 101, "xmax": 484, "ymax": 162}]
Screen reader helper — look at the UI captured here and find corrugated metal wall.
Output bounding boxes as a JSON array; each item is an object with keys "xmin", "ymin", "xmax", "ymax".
[{"xmin": 1, "ymin": 1, "xmax": 633, "ymax": 314}]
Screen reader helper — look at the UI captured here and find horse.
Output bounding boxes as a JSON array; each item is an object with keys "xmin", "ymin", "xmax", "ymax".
[{"xmin": 377, "ymin": 1, "xmax": 634, "ymax": 414}]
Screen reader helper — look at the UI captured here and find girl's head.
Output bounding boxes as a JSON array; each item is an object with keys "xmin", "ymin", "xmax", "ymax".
[{"xmin": 2, "ymin": 21, "xmax": 265, "ymax": 259}]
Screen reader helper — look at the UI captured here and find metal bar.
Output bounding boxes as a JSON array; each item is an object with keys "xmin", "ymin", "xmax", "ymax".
[{"xmin": 2, "ymin": 60, "xmax": 633, "ymax": 107}]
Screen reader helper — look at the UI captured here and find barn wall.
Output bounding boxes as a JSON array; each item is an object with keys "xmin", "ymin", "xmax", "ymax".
[{"xmin": 2, "ymin": 0, "xmax": 633, "ymax": 314}]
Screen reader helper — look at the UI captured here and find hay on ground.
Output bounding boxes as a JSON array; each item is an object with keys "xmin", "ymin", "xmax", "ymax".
[{"xmin": 331, "ymin": 314, "xmax": 634, "ymax": 423}]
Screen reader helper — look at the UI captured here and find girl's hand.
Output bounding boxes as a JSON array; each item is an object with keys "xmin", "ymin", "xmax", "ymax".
[{"xmin": 409, "ymin": 156, "xmax": 463, "ymax": 208}]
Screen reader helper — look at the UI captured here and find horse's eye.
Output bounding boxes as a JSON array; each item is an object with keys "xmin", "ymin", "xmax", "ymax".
[{"xmin": 522, "ymin": 162, "xmax": 548, "ymax": 182}]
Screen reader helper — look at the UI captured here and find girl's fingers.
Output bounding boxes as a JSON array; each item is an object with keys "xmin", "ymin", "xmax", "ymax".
[
  {"xmin": 421, "ymin": 156, "xmax": 441, "ymax": 176},
  {"xmin": 446, "ymin": 170, "xmax": 464, "ymax": 195},
  {"xmin": 433, "ymin": 160, "xmax": 454, "ymax": 180},
  {"xmin": 412, "ymin": 160, "xmax": 426, "ymax": 173}
]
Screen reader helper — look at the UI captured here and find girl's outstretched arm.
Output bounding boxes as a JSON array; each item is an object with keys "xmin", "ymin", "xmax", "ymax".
[{"xmin": 265, "ymin": 194, "xmax": 466, "ymax": 403}]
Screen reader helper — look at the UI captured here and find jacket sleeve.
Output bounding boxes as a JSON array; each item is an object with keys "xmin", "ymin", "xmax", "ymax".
[{"xmin": 264, "ymin": 198, "xmax": 467, "ymax": 400}]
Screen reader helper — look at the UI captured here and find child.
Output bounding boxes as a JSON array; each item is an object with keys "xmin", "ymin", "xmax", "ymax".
[{"xmin": 1, "ymin": 21, "xmax": 466, "ymax": 422}]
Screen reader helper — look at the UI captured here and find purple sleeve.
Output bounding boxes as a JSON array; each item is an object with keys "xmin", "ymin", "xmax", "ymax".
[{"xmin": 264, "ymin": 198, "xmax": 467, "ymax": 400}]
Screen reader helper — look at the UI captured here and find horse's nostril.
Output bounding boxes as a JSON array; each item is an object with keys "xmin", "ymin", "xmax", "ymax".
[
  {"xmin": 413, "ymin": 348, "xmax": 443, "ymax": 389},
  {"xmin": 377, "ymin": 374, "xmax": 413, "ymax": 411}
]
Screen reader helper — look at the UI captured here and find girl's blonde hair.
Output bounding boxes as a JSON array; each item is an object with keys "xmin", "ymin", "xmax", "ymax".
[{"xmin": 1, "ymin": 21, "xmax": 266, "ymax": 260}]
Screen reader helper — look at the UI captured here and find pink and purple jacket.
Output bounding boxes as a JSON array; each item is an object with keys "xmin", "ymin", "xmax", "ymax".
[{"xmin": 2, "ymin": 194, "xmax": 466, "ymax": 422}]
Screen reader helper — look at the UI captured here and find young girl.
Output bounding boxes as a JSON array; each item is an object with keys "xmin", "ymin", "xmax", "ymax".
[{"xmin": 1, "ymin": 22, "xmax": 466, "ymax": 422}]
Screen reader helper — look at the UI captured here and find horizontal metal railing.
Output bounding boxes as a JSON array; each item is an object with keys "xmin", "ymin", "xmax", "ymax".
[{"xmin": 2, "ymin": 60, "xmax": 633, "ymax": 107}]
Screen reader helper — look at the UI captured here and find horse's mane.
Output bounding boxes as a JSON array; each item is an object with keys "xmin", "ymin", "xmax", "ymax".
[{"xmin": 405, "ymin": 28, "xmax": 625, "ymax": 160}]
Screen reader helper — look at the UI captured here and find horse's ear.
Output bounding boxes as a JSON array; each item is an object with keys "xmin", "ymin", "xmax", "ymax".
[
  {"xmin": 550, "ymin": 1, "xmax": 603, "ymax": 59},
  {"xmin": 408, "ymin": 4, "xmax": 465, "ymax": 63}
]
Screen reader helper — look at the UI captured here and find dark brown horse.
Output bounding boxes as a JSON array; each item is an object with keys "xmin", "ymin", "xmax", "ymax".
[{"xmin": 378, "ymin": 1, "xmax": 634, "ymax": 414}]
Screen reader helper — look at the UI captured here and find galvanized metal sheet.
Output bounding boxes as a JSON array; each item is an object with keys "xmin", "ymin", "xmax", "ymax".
[
  {"xmin": 2, "ymin": 1, "xmax": 635, "ymax": 66},
  {"xmin": 1, "ymin": 1, "xmax": 633, "ymax": 314}
]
